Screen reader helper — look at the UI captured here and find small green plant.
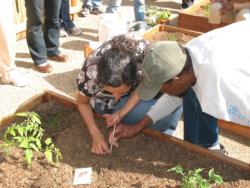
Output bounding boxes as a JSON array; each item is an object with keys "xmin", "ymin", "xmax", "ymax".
[
  {"xmin": 145, "ymin": 6, "xmax": 171, "ymax": 26},
  {"xmin": 0, "ymin": 112, "xmax": 62, "ymax": 165},
  {"xmin": 168, "ymin": 165, "xmax": 223, "ymax": 188},
  {"xmin": 47, "ymin": 112, "xmax": 61, "ymax": 130},
  {"xmin": 201, "ymin": 3, "xmax": 211, "ymax": 17},
  {"xmin": 167, "ymin": 33, "xmax": 177, "ymax": 41}
]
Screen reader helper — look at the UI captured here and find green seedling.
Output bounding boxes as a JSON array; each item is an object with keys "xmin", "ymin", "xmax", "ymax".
[
  {"xmin": 47, "ymin": 112, "xmax": 61, "ymax": 130},
  {"xmin": 0, "ymin": 112, "xmax": 62, "ymax": 165},
  {"xmin": 146, "ymin": 6, "xmax": 171, "ymax": 26},
  {"xmin": 167, "ymin": 33, "xmax": 177, "ymax": 41},
  {"xmin": 168, "ymin": 165, "xmax": 223, "ymax": 188},
  {"xmin": 201, "ymin": 3, "xmax": 212, "ymax": 17}
]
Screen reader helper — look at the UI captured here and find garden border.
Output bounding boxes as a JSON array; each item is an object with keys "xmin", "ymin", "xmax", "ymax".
[{"xmin": 177, "ymin": 0, "xmax": 229, "ymax": 32}]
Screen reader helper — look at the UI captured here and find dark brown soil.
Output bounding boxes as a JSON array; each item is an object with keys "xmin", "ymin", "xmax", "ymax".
[{"xmin": 0, "ymin": 102, "xmax": 249, "ymax": 187}]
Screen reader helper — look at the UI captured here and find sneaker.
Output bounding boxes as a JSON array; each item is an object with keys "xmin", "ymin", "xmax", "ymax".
[
  {"xmin": 91, "ymin": 7, "xmax": 104, "ymax": 15},
  {"xmin": 68, "ymin": 26, "xmax": 83, "ymax": 36},
  {"xmin": 37, "ymin": 63, "xmax": 53, "ymax": 73},
  {"xmin": 79, "ymin": 6, "xmax": 91, "ymax": 17},
  {"xmin": 60, "ymin": 28, "xmax": 68, "ymax": 37},
  {"xmin": 1, "ymin": 69, "xmax": 29, "ymax": 87},
  {"xmin": 209, "ymin": 144, "xmax": 228, "ymax": 155},
  {"xmin": 181, "ymin": 0, "xmax": 194, "ymax": 9},
  {"xmin": 164, "ymin": 128, "xmax": 176, "ymax": 136}
]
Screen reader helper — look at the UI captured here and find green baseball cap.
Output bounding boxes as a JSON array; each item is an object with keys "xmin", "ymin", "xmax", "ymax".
[{"xmin": 137, "ymin": 41, "xmax": 187, "ymax": 100}]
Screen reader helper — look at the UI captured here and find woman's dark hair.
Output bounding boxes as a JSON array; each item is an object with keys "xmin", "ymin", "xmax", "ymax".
[{"xmin": 97, "ymin": 48, "xmax": 138, "ymax": 88}]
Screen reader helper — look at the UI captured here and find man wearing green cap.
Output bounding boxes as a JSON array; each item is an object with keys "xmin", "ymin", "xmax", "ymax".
[{"xmin": 107, "ymin": 20, "xmax": 250, "ymax": 150}]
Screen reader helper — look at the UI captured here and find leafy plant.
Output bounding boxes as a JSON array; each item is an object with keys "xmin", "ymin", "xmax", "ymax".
[
  {"xmin": 0, "ymin": 112, "xmax": 62, "ymax": 165},
  {"xmin": 168, "ymin": 165, "xmax": 223, "ymax": 188},
  {"xmin": 145, "ymin": 6, "xmax": 171, "ymax": 26},
  {"xmin": 200, "ymin": 3, "xmax": 211, "ymax": 17},
  {"xmin": 47, "ymin": 112, "xmax": 61, "ymax": 130},
  {"xmin": 167, "ymin": 33, "xmax": 177, "ymax": 41}
]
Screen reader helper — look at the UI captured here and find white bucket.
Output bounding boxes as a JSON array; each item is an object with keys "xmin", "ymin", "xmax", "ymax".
[{"xmin": 98, "ymin": 13, "xmax": 128, "ymax": 42}]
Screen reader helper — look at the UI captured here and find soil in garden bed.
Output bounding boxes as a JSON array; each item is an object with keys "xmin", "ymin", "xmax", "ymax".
[
  {"xmin": 0, "ymin": 102, "xmax": 249, "ymax": 187},
  {"xmin": 145, "ymin": 31, "xmax": 195, "ymax": 45}
]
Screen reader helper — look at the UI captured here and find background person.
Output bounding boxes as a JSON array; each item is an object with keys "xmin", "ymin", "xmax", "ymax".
[
  {"xmin": 0, "ymin": 1, "xmax": 28, "ymax": 87},
  {"xmin": 80, "ymin": 0, "xmax": 104, "ymax": 16},
  {"xmin": 210, "ymin": 0, "xmax": 250, "ymax": 24},
  {"xmin": 108, "ymin": 21, "xmax": 250, "ymax": 152},
  {"xmin": 106, "ymin": 0, "xmax": 145, "ymax": 21},
  {"xmin": 60, "ymin": 0, "xmax": 83, "ymax": 36},
  {"xmin": 25, "ymin": 0, "xmax": 68, "ymax": 73}
]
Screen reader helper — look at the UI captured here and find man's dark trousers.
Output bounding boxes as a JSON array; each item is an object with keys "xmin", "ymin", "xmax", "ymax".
[{"xmin": 25, "ymin": 0, "xmax": 62, "ymax": 65}]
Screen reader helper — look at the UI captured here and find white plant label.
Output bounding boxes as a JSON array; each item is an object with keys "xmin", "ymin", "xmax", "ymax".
[{"xmin": 73, "ymin": 167, "xmax": 92, "ymax": 185}]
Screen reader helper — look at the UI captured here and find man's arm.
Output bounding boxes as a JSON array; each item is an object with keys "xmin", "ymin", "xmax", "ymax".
[{"xmin": 109, "ymin": 94, "xmax": 183, "ymax": 145}]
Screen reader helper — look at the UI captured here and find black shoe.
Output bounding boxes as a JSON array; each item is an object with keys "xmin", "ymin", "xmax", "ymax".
[
  {"xmin": 181, "ymin": 0, "xmax": 194, "ymax": 9},
  {"xmin": 91, "ymin": 7, "xmax": 104, "ymax": 15},
  {"xmin": 181, "ymin": 2, "xmax": 189, "ymax": 9},
  {"xmin": 68, "ymin": 27, "xmax": 83, "ymax": 36},
  {"xmin": 79, "ymin": 6, "xmax": 91, "ymax": 17}
]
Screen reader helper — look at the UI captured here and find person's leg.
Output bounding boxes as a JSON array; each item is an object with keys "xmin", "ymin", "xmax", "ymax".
[
  {"xmin": 0, "ymin": 0, "xmax": 16, "ymax": 75},
  {"xmin": 92, "ymin": 0, "xmax": 102, "ymax": 8},
  {"xmin": 44, "ymin": 0, "xmax": 61, "ymax": 56},
  {"xmin": 103, "ymin": 95, "xmax": 182, "ymax": 133},
  {"xmin": 183, "ymin": 88, "xmax": 219, "ymax": 148},
  {"xmin": 106, "ymin": 0, "xmax": 122, "ymax": 13},
  {"xmin": 25, "ymin": 0, "xmax": 48, "ymax": 65},
  {"xmin": 0, "ymin": 1, "xmax": 29, "ymax": 86},
  {"xmin": 133, "ymin": 0, "xmax": 145, "ymax": 21},
  {"xmin": 60, "ymin": 0, "xmax": 75, "ymax": 31}
]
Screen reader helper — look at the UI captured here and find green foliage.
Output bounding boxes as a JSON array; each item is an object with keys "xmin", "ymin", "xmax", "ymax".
[
  {"xmin": 145, "ymin": 6, "xmax": 171, "ymax": 26},
  {"xmin": 201, "ymin": 3, "xmax": 212, "ymax": 17},
  {"xmin": 47, "ymin": 112, "xmax": 61, "ymax": 130},
  {"xmin": 167, "ymin": 33, "xmax": 177, "ymax": 41},
  {"xmin": 1, "ymin": 112, "xmax": 62, "ymax": 165},
  {"xmin": 168, "ymin": 165, "xmax": 223, "ymax": 188}
]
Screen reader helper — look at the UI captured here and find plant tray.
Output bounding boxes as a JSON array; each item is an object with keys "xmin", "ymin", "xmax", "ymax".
[{"xmin": 177, "ymin": 0, "xmax": 230, "ymax": 32}]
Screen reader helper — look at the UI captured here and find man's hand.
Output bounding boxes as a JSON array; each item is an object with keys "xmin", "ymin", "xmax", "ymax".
[
  {"xmin": 108, "ymin": 123, "xmax": 141, "ymax": 147},
  {"xmin": 91, "ymin": 131, "xmax": 110, "ymax": 155}
]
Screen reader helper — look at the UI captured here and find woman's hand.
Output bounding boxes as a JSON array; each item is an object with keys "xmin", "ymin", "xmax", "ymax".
[
  {"xmin": 91, "ymin": 131, "xmax": 110, "ymax": 155},
  {"xmin": 103, "ymin": 111, "xmax": 123, "ymax": 127}
]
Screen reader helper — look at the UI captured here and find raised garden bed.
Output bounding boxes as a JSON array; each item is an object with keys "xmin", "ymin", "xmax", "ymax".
[
  {"xmin": 143, "ymin": 24, "xmax": 202, "ymax": 44},
  {"xmin": 0, "ymin": 91, "xmax": 249, "ymax": 187},
  {"xmin": 177, "ymin": 0, "xmax": 230, "ymax": 32}
]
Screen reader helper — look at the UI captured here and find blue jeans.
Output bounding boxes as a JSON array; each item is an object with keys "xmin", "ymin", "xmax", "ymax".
[
  {"xmin": 94, "ymin": 95, "xmax": 183, "ymax": 132},
  {"xmin": 60, "ymin": 0, "xmax": 75, "ymax": 31},
  {"xmin": 183, "ymin": 88, "xmax": 219, "ymax": 148},
  {"xmin": 84, "ymin": 0, "xmax": 102, "ymax": 8},
  {"xmin": 106, "ymin": 0, "xmax": 145, "ymax": 21},
  {"xmin": 25, "ymin": 0, "xmax": 61, "ymax": 65}
]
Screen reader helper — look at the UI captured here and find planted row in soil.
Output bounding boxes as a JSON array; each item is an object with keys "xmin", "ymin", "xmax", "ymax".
[
  {"xmin": 0, "ymin": 102, "xmax": 249, "ymax": 187},
  {"xmin": 146, "ymin": 31, "xmax": 195, "ymax": 45}
]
